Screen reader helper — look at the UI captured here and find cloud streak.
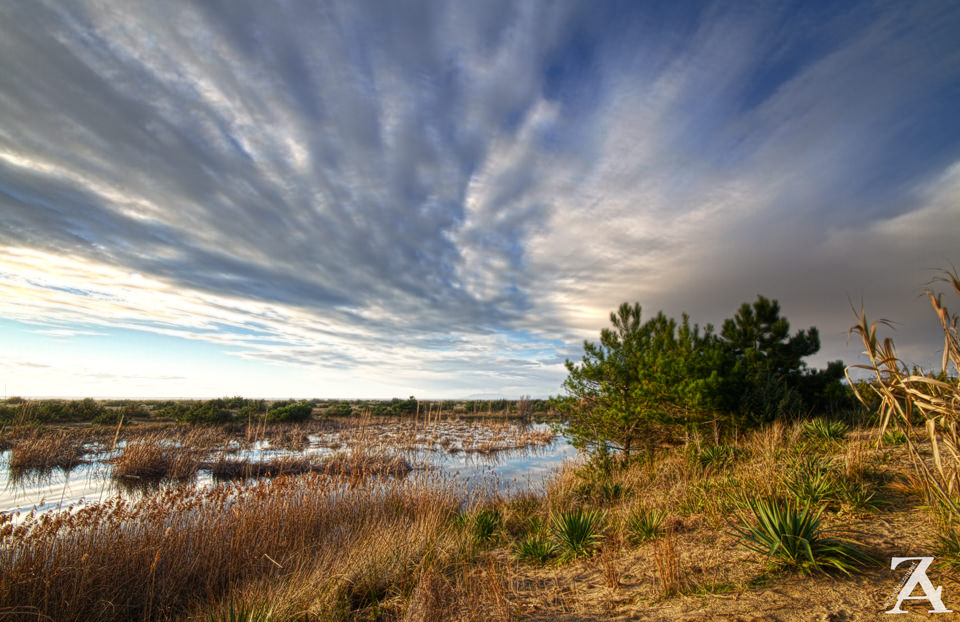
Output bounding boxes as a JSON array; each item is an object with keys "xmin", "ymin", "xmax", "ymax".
[{"xmin": 0, "ymin": 1, "xmax": 958, "ymax": 396}]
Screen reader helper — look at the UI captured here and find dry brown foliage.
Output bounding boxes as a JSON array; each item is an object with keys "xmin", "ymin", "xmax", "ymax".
[{"xmin": 849, "ymin": 267, "xmax": 960, "ymax": 520}]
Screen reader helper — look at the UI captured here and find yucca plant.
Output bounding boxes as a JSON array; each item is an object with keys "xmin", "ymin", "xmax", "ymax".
[
  {"xmin": 696, "ymin": 443, "xmax": 737, "ymax": 469},
  {"xmin": 472, "ymin": 508, "xmax": 502, "ymax": 547},
  {"xmin": 803, "ymin": 418, "xmax": 848, "ymax": 441},
  {"xmin": 784, "ymin": 457, "xmax": 842, "ymax": 506},
  {"xmin": 549, "ymin": 508, "xmax": 606, "ymax": 562},
  {"xmin": 595, "ymin": 481, "xmax": 629, "ymax": 504},
  {"xmin": 730, "ymin": 497, "xmax": 872, "ymax": 575},
  {"xmin": 626, "ymin": 504, "xmax": 666, "ymax": 544},
  {"xmin": 514, "ymin": 533, "xmax": 555, "ymax": 564}
]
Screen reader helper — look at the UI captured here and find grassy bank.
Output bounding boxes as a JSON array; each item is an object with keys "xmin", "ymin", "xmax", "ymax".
[{"xmin": 1, "ymin": 418, "xmax": 957, "ymax": 620}]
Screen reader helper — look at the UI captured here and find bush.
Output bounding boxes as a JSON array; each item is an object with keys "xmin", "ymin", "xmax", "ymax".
[
  {"xmin": 179, "ymin": 400, "xmax": 233, "ymax": 425},
  {"xmin": 264, "ymin": 401, "xmax": 312, "ymax": 423}
]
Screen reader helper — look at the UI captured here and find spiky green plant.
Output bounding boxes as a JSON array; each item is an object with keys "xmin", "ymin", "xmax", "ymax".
[
  {"xmin": 472, "ymin": 508, "xmax": 502, "ymax": 547},
  {"xmin": 696, "ymin": 444, "xmax": 737, "ymax": 469},
  {"xmin": 936, "ymin": 524, "xmax": 960, "ymax": 575},
  {"xmin": 731, "ymin": 497, "xmax": 872, "ymax": 575},
  {"xmin": 881, "ymin": 428, "xmax": 907, "ymax": 446},
  {"xmin": 627, "ymin": 505, "xmax": 666, "ymax": 544},
  {"xmin": 595, "ymin": 481, "xmax": 628, "ymax": 504},
  {"xmin": 784, "ymin": 457, "xmax": 842, "ymax": 506},
  {"xmin": 803, "ymin": 418, "xmax": 848, "ymax": 441},
  {"xmin": 549, "ymin": 508, "xmax": 606, "ymax": 562},
  {"xmin": 514, "ymin": 534, "xmax": 555, "ymax": 564}
]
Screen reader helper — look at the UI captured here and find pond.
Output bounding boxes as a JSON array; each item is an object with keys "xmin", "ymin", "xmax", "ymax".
[{"xmin": 0, "ymin": 421, "xmax": 580, "ymax": 515}]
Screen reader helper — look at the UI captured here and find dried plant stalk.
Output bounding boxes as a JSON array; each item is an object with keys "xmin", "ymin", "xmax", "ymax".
[
  {"xmin": 653, "ymin": 529, "xmax": 681, "ymax": 597},
  {"xmin": 848, "ymin": 268, "xmax": 960, "ymax": 520}
]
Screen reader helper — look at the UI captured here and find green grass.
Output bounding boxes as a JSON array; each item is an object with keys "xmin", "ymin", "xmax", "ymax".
[
  {"xmin": 784, "ymin": 456, "xmax": 842, "ymax": 506},
  {"xmin": 514, "ymin": 534, "xmax": 555, "ymax": 564}
]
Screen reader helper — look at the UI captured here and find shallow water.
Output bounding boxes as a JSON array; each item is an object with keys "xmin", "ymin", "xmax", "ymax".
[{"xmin": 0, "ymin": 425, "xmax": 579, "ymax": 515}]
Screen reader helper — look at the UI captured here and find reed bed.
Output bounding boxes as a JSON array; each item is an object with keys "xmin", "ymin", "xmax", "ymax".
[
  {"xmin": 111, "ymin": 435, "xmax": 201, "ymax": 481},
  {"xmin": 8, "ymin": 431, "xmax": 87, "ymax": 473},
  {"xmin": 0, "ymin": 473, "xmax": 463, "ymax": 622},
  {"xmin": 206, "ymin": 450, "xmax": 413, "ymax": 480}
]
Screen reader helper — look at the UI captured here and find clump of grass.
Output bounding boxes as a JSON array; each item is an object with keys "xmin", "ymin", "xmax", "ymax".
[
  {"xmin": 208, "ymin": 602, "xmax": 272, "ymax": 622},
  {"xmin": 881, "ymin": 428, "xmax": 907, "ymax": 446},
  {"xmin": 9, "ymin": 432, "xmax": 86, "ymax": 473},
  {"xmin": 783, "ymin": 456, "xmax": 842, "ymax": 506},
  {"xmin": 112, "ymin": 436, "xmax": 199, "ymax": 481},
  {"xmin": 549, "ymin": 508, "xmax": 606, "ymax": 562},
  {"xmin": 653, "ymin": 529, "xmax": 682, "ymax": 597},
  {"xmin": 731, "ymin": 497, "xmax": 873, "ymax": 575},
  {"xmin": 513, "ymin": 534, "xmax": 555, "ymax": 564},
  {"xmin": 626, "ymin": 504, "xmax": 666, "ymax": 544},
  {"xmin": 594, "ymin": 481, "xmax": 629, "ymax": 505},
  {"xmin": 935, "ymin": 523, "xmax": 960, "ymax": 576},
  {"xmin": 803, "ymin": 418, "xmax": 848, "ymax": 441},
  {"xmin": 694, "ymin": 443, "xmax": 739, "ymax": 470}
]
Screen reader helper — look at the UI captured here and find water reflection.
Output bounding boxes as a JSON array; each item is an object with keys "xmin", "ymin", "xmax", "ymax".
[{"xmin": 1, "ymin": 425, "xmax": 579, "ymax": 515}]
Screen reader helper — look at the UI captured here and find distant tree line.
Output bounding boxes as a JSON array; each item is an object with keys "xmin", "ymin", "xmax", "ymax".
[{"xmin": 0, "ymin": 395, "xmax": 555, "ymax": 426}]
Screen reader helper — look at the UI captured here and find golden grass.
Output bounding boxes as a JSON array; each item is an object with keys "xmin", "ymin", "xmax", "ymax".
[
  {"xmin": 111, "ymin": 434, "xmax": 200, "ymax": 481},
  {"xmin": 6, "ymin": 417, "xmax": 940, "ymax": 621},
  {"xmin": 849, "ymin": 267, "xmax": 960, "ymax": 520},
  {"xmin": 8, "ymin": 431, "xmax": 86, "ymax": 473},
  {"xmin": 0, "ymin": 473, "xmax": 463, "ymax": 622}
]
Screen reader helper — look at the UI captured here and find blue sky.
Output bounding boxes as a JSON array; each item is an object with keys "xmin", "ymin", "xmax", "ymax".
[{"xmin": 1, "ymin": 1, "xmax": 959, "ymax": 398}]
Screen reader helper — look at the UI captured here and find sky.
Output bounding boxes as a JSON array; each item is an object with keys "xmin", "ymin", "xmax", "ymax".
[{"xmin": 1, "ymin": 1, "xmax": 959, "ymax": 399}]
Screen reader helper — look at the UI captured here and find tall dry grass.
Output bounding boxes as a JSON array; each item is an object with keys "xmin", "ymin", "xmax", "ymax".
[
  {"xmin": 111, "ymin": 434, "xmax": 201, "ymax": 481},
  {"xmin": 0, "ymin": 473, "xmax": 463, "ymax": 622},
  {"xmin": 8, "ymin": 431, "xmax": 86, "ymax": 473},
  {"xmin": 849, "ymin": 268, "xmax": 960, "ymax": 520}
]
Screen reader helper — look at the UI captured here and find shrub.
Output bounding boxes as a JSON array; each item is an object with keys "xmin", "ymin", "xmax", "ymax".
[
  {"xmin": 264, "ymin": 401, "xmax": 312, "ymax": 423},
  {"xmin": 92, "ymin": 410, "xmax": 125, "ymax": 426},
  {"xmin": 549, "ymin": 508, "xmax": 606, "ymax": 562},
  {"xmin": 731, "ymin": 497, "xmax": 872, "ymax": 575},
  {"xmin": 180, "ymin": 400, "xmax": 233, "ymax": 425}
]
